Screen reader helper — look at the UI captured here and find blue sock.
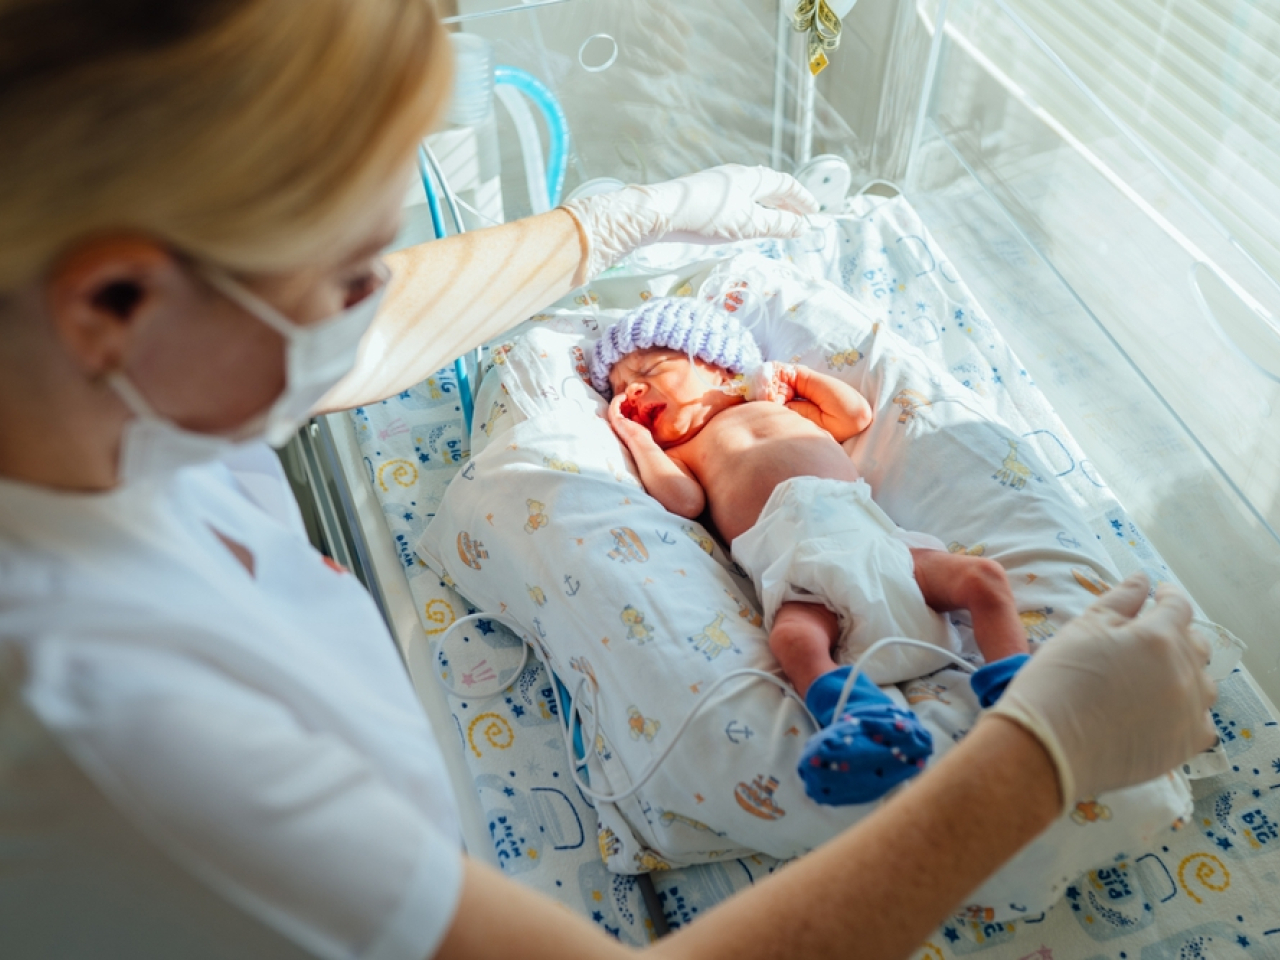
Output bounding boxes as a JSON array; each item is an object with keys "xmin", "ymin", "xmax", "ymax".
[
  {"xmin": 797, "ymin": 666, "xmax": 933, "ymax": 806},
  {"xmin": 969, "ymin": 653, "xmax": 1031, "ymax": 708}
]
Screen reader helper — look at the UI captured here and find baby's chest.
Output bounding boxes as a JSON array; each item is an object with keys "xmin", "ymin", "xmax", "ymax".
[
  {"xmin": 676, "ymin": 417, "xmax": 781, "ymax": 478},
  {"xmin": 702, "ymin": 404, "xmax": 817, "ymax": 452}
]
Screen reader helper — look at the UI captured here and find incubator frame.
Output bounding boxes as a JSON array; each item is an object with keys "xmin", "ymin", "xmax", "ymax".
[{"xmin": 282, "ymin": 0, "xmax": 1280, "ymax": 886}]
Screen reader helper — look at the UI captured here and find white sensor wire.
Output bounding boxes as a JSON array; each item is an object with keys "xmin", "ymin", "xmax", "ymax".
[{"xmin": 433, "ymin": 607, "xmax": 980, "ymax": 806}]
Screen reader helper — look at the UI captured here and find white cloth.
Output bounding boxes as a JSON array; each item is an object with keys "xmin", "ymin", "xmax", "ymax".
[
  {"xmin": 730, "ymin": 475, "xmax": 963, "ymax": 683},
  {"xmin": 0, "ymin": 445, "xmax": 463, "ymax": 960}
]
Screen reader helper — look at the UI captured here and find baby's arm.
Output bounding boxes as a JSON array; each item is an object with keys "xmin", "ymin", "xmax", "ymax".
[
  {"xmin": 607, "ymin": 395, "xmax": 707, "ymax": 518},
  {"xmin": 776, "ymin": 365, "xmax": 873, "ymax": 442}
]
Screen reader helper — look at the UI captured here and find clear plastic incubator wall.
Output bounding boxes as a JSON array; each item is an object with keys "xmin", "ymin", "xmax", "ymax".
[{"xmin": 301, "ymin": 0, "xmax": 1280, "ymax": 697}]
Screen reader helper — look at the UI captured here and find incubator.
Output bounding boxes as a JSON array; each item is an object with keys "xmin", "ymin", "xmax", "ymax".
[{"xmin": 284, "ymin": 0, "xmax": 1280, "ymax": 946}]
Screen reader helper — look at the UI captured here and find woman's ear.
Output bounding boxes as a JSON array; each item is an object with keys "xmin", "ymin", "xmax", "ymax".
[{"xmin": 44, "ymin": 237, "xmax": 178, "ymax": 377}]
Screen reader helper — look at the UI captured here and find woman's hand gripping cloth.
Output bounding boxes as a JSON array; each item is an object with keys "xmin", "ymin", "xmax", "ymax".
[{"xmin": 418, "ymin": 255, "xmax": 1195, "ymax": 921}]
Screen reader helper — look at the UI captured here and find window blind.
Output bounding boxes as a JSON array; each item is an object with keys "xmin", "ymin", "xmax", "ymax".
[{"xmin": 943, "ymin": 0, "xmax": 1280, "ymax": 287}]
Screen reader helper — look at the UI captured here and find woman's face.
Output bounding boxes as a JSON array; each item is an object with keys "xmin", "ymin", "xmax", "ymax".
[{"xmin": 109, "ymin": 177, "xmax": 406, "ymax": 438}]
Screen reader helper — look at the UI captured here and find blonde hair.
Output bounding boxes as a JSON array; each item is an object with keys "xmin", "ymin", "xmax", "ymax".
[{"xmin": 0, "ymin": 0, "xmax": 451, "ymax": 293}]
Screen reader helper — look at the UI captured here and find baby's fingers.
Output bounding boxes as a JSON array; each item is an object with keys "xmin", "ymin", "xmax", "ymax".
[{"xmin": 607, "ymin": 394, "xmax": 627, "ymax": 423}]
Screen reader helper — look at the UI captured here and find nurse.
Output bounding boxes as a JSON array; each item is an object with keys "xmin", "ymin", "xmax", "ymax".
[{"xmin": 0, "ymin": 2, "xmax": 1218, "ymax": 958}]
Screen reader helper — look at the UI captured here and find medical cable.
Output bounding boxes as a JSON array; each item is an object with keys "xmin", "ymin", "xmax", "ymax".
[
  {"xmin": 421, "ymin": 143, "xmax": 467, "ymax": 237},
  {"xmin": 452, "ymin": 195, "xmax": 505, "ymax": 229},
  {"xmin": 432, "ymin": 609, "xmax": 812, "ymax": 802},
  {"xmin": 432, "ymin": 606, "xmax": 984, "ymax": 807},
  {"xmin": 430, "ymin": 611, "xmax": 533, "ymax": 701},
  {"xmin": 416, "ymin": 147, "xmax": 476, "ymax": 433},
  {"xmin": 828, "ymin": 636, "xmax": 976, "ymax": 722}
]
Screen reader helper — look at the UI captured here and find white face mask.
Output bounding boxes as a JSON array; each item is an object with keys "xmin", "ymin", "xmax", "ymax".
[{"xmin": 109, "ymin": 260, "xmax": 390, "ymax": 484}]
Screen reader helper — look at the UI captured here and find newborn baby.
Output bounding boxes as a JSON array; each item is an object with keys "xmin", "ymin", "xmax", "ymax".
[{"xmin": 591, "ymin": 297, "xmax": 1030, "ymax": 805}]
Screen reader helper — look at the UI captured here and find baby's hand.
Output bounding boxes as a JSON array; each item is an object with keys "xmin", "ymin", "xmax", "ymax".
[
  {"xmin": 749, "ymin": 361, "xmax": 798, "ymax": 404},
  {"xmin": 608, "ymin": 394, "xmax": 657, "ymax": 448}
]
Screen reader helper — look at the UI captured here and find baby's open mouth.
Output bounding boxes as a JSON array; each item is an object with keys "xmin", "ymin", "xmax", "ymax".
[{"xmin": 621, "ymin": 398, "xmax": 665, "ymax": 431}]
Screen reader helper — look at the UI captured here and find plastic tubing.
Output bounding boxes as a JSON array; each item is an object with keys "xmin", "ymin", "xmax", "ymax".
[
  {"xmin": 421, "ymin": 143, "xmax": 466, "ymax": 237},
  {"xmin": 416, "ymin": 146, "xmax": 447, "ymax": 241},
  {"xmin": 493, "ymin": 65, "xmax": 569, "ymax": 208}
]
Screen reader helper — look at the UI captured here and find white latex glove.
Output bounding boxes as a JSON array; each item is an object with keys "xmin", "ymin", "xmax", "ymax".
[
  {"xmin": 560, "ymin": 164, "xmax": 819, "ymax": 285},
  {"xmin": 986, "ymin": 573, "xmax": 1218, "ymax": 812}
]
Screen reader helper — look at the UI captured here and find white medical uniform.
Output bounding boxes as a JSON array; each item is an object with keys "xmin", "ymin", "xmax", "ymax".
[{"xmin": 0, "ymin": 445, "xmax": 463, "ymax": 960}]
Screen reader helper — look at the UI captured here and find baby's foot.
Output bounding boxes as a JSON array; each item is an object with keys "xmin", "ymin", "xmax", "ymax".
[
  {"xmin": 797, "ymin": 667, "xmax": 933, "ymax": 806},
  {"xmin": 969, "ymin": 653, "xmax": 1031, "ymax": 708}
]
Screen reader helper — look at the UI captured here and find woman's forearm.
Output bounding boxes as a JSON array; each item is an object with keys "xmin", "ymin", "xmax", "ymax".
[
  {"xmin": 436, "ymin": 716, "xmax": 1060, "ymax": 960},
  {"xmin": 653, "ymin": 715, "xmax": 1059, "ymax": 959},
  {"xmin": 321, "ymin": 209, "xmax": 584, "ymax": 412}
]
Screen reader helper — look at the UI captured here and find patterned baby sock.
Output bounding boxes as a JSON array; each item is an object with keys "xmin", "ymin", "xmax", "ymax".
[
  {"xmin": 969, "ymin": 653, "xmax": 1031, "ymax": 708},
  {"xmin": 797, "ymin": 666, "xmax": 933, "ymax": 806}
]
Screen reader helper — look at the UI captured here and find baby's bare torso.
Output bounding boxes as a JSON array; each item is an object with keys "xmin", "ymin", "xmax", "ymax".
[{"xmin": 668, "ymin": 401, "xmax": 860, "ymax": 543}]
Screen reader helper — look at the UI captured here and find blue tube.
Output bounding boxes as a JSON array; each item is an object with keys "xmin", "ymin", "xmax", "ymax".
[
  {"xmin": 454, "ymin": 357, "xmax": 474, "ymax": 436},
  {"xmin": 493, "ymin": 65, "xmax": 570, "ymax": 207},
  {"xmin": 417, "ymin": 146, "xmax": 447, "ymax": 241}
]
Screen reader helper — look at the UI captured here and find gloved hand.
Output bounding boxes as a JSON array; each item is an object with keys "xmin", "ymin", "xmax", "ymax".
[
  {"xmin": 985, "ymin": 573, "xmax": 1218, "ymax": 812},
  {"xmin": 561, "ymin": 164, "xmax": 819, "ymax": 285}
]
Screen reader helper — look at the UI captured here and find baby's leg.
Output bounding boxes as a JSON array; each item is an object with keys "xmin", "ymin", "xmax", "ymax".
[
  {"xmin": 768, "ymin": 601, "xmax": 841, "ymax": 698},
  {"xmin": 910, "ymin": 548, "xmax": 1032, "ymax": 708},
  {"xmin": 909, "ymin": 549, "xmax": 1028, "ymax": 661},
  {"xmin": 782, "ymin": 601, "xmax": 934, "ymax": 807},
  {"xmin": 798, "ymin": 667, "xmax": 934, "ymax": 806}
]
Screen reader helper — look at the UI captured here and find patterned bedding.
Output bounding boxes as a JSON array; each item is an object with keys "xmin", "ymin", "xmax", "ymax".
[{"xmin": 348, "ymin": 196, "xmax": 1280, "ymax": 957}]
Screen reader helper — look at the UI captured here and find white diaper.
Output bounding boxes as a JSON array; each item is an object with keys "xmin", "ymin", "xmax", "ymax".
[{"xmin": 730, "ymin": 475, "xmax": 965, "ymax": 684}]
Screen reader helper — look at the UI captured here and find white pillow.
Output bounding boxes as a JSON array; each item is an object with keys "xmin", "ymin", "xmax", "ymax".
[
  {"xmin": 469, "ymin": 318, "xmax": 612, "ymax": 457},
  {"xmin": 418, "ymin": 406, "xmax": 789, "ymax": 872}
]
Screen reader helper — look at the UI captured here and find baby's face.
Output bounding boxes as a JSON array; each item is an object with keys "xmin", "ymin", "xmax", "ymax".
[{"xmin": 608, "ymin": 347, "xmax": 740, "ymax": 447}]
